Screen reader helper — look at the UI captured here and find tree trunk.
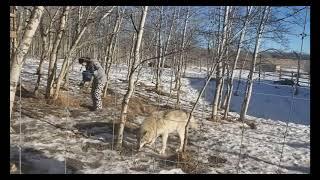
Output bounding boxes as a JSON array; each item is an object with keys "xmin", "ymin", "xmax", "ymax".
[
  {"xmin": 211, "ymin": 6, "xmax": 229, "ymax": 121},
  {"xmin": 222, "ymin": 63, "xmax": 230, "ymax": 109},
  {"xmin": 10, "ymin": 6, "xmax": 44, "ymax": 118},
  {"xmin": 34, "ymin": 24, "xmax": 48, "ymax": 96},
  {"xmin": 10, "ymin": 6, "xmax": 18, "ymax": 64},
  {"xmin": 223, "ymin": 6, "xmax": 252, "ymax": 119},
  {"xmin": 116, "ymin": 6, "xmax": 148, "ymax": 149},
  {"xmin": 155, "ymin": 6, "xmax": 164, "ymax": 92},
  {"xmin": 161, "ymin": 7, "xmax": 176, "ymax": 72},
  {"xmin": 176, "ymin": 7, "xmax": 189, "ymax": 108},
  {"xmin": 126, "ymin": 32, "xmax": 136, "ymax": 81},
  {"xmin": 240, "ymin": 6, "xmax": 270, "ymax": 121},
  {"xmin": 217, "ymin": 61, "xmax": 226, "ymax": 109},
  {"xmin": 103, "ymin": 8, "xmax": 123, "ymax": 97},
  {"xmin": 46, "ymin": 7, "xmax": 69, "ymax": 98}
]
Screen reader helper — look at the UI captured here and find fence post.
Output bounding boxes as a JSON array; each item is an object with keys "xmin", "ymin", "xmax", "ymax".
[
  {"xmin": 258, "ymin": 55, "xmax": 261, "ymax": 83},
  {"xmin": 279, "ymin": 68, "xmax": 282, "ymax": 80}
]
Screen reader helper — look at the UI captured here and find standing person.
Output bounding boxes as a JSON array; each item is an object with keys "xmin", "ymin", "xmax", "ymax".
[{"xmin": 79, "ymin": 57, "xmax": 107, "ymax": 111}]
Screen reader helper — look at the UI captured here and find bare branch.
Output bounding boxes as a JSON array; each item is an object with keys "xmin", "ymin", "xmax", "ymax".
[
  {"xmin": 130, "ymin": 13, "xmax": 138, "ymax": 33},
  {"xmin": 100, "ymin": 6, "xmax": 115, "ymax": 21}
]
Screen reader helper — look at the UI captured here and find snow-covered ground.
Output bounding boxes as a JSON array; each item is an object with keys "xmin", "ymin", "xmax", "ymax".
[{"xmin": 10, "ymin": 58, "xmax": 310, "ymax": 174}]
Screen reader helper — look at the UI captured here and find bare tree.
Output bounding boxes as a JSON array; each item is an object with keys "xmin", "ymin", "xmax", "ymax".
[
  {"xmin": 176, "ymin": 7, "xmax": 189, "ymax": 108},
  {"xmin": 10, "ymin": 6, "xmax": 44, "ymax": 118},
  {"xmin": 34, "ymin": 8, "xmax": 61, "ymax": 96},
  {"xmin": 239, "ymin": 6, "xmax": 271, "ymax": 121},
  {"xmin": 116, "ymin": 6, "xmax": 148, "ymax": 148},
  {"xmin": 211, "ymin": 6, "xmax": 230, "ymax": 121},
  {"xmin": 126, "ymin": 32, "xmax": 136, "ymax": 81},
  {"xmin": 155, "ymin": 6, "xmax": 164, "ymax": 92},
  {"xmin": 10, "ymin": 6, "xmax": 18, "ymax": 63},
  {"xmin": 45, "ymin": 7, "xmax": 69, "ymax": 98},
  {"xmin": 103, "ymin": 7, "xmax": 124, "ymax": 97},
  {"xmin": 162, "ymin": 7, "xmax": 177, "ymax": 72},
  {"xmin": 223, "ymin": 6, "xmax": 252, "ymax": 119}
]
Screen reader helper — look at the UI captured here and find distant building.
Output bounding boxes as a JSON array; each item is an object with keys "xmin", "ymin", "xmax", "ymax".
[
  {"xmin": 303, "ymin": 61, "xmax": 310, "ymax": 73},
  {"xmin": 259, "ymin": 64, "xmax": 277, "ymax": 72}
]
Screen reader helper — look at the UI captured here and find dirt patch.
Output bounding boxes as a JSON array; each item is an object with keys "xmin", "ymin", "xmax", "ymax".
[
  {"xmin": 103, "ymin": 95, "xmax": 118, "ymax": 107},
  {"xmin": 87, "ymin": 161, "xmax": 102, "ymax": 169},
  {"xmin": 47, "ymin": 93, "xmax": 81, "ymax": 108},
  {"xmin": 206, "ymin": 115, "xmax": 222, "ymax": 122},
  {"xmin": 235, "ymin": 118, "xmax": 258, "ymax": 129},
  {"xmin": 69, "ymin": 109, "xmax": 86, "ymax": 118},
  {"xmin": 66, "ymin": 158, "xmax": 85, "ymax": 172},
  {"xmin": 15, "ymin": 84, "xmax": 36, "ymax": 99},
  {"xmin": 119, "ymin": 141, "xmax": 137, "ymax": 156},
  {"xmin": 129, "ymin": 165, "xmax": 149, "ymax": 171},
  {"xmin": 244, "ymin": 120, "xmax": 257, "ymax": 129},
  {"xmin": 207, "ymin": 155, "xmax": 227, "ymax": 167},
  {"xmin": 159, "ymin": 151, "xmax": 208, "ymax": 174},
  {"xmin": 11, "ymin": 123, "xmax": 27, "ymax": 133},
  {"xmin": 81, "ymin": 142, "xmax": 110, "ymax": 152},
  {"xmin": 127, "ymin": 97, "xmax": 157, "ymax": 120}
]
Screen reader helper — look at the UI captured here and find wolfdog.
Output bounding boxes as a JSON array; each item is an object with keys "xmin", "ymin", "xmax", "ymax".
[{"xmin": 137, "ymin": 110, "xmax": 198, "ymax": 155}]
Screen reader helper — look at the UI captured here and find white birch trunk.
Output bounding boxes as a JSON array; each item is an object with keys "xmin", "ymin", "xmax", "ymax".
[
  {"xmin": 10, "ymin": 6, "xmax": 44, "ymax": 118},
  {"xmin": 116, "ymin": 6, "xmax": 148, "ymax": 148}
]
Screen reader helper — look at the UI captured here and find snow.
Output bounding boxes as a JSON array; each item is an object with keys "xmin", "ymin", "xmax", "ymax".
[
  {"xmin": 159, "ymin": 169, "xmax": 185, "ymax": 174},
  {"xmin": 11, "ymin": 58, "xmax": 310, "ymax": 174}
]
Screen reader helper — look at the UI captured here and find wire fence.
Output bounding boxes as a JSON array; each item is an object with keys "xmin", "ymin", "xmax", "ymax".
[{"xmin": 11, "ymin": 62, "xmax": 310, "ymax": 174}]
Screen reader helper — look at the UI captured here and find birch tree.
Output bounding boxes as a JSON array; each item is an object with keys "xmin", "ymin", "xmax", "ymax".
[
  {"xmin": 34, "ymin": 7, "xmax": 60, "ymax": 96},
  {"xmin": 10, "ymin": 6, "xmax": 44, "ymax": 118},
  {"xmin": 45, "ymin": 6, "xmax": 69, "ymax": 98},
  {"xmin": 176, "ymin": 7, "xmax": 189, "ymax": 108},
  {"xmin": 116, "ymin": 6, "xmax": 148, "ymax": 148},
  {"xmin": 239, "ymin": 6, "xmax": 271, "ymax": 121},
  {"xmin": 155, "ymin": 6, "xmax": 164, "ymax": 92},
  {"xmin": 103, "ymin": 7, "xmax": 124, "ymax": 97},
  {"xmin": 223, "ymin": 6, "xmax": 252, "ymax": 119},
  {"xmin": 211, "ymin": 6, "xmax": 230, "ymax": 121}
]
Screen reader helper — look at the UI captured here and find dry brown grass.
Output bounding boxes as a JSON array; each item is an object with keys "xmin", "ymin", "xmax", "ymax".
[
  {"xmin": 103, "ymin": 94, "xmax": 172, "ymax": 122},
  {"xmin": 162, "ymin": 151, "xmax": 207, "ymax": 174},
  {"xmin": 47, "ymin": 92, "xmax": 81, "ymax": 108}
]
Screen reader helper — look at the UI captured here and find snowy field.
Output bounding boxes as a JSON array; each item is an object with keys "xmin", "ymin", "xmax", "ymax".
[{"xmin": 10, "ymin": 58, "xmax": 310, "ymax": 174}]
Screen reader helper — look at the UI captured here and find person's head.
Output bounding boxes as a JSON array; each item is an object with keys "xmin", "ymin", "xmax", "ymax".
[{"xmin": 78, "ymin": 57, "xmax": 92, "ymax": 66}]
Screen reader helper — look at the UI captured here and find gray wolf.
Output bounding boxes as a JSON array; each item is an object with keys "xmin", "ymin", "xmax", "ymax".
[{"xmin": 137, "ymin": 110, "xmax": 198, "ymax": 155}]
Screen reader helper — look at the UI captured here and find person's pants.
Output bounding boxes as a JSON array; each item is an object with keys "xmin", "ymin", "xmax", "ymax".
[{"xmin": 91, "ymin": 81, "xmax": 105, "ymax": 110}]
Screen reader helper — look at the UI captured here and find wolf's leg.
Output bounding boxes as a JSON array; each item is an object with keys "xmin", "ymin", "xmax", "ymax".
[
  {"xmin": 150, "ymin": 134, "xmax": 158, "ymax": 146},
  {"xmin": 159, "ymin": 133, "xmax": 168, "ymax": 155},
  {"xmin": 146, "ymin": 134, "xmax": 157, "ymax": 149},
  {"xmin": 177, "ymin": 129, "xmax": 186, "ymax": 152}
]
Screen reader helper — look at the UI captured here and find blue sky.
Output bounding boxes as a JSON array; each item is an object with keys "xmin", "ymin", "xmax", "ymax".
[
  {"xmin": 194, "ymin": 6, "xmax": 310, "ymax": 55},
  {"xmin": 263, "ymin": 7, "xmax": 310, "ymax": 54}
]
